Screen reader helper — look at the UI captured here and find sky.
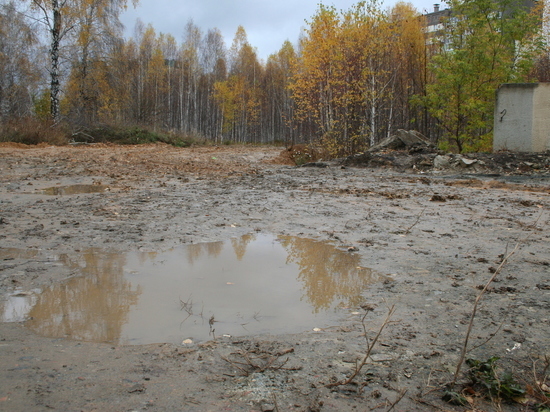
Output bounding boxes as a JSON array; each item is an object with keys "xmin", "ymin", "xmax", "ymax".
[{"xmin": 119, "ymin": 0, "xmax": 447, "ymax": 61}]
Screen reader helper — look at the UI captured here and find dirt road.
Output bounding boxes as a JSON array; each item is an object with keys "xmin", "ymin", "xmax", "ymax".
[{"xmin": 0, "ymin": 143, "xmax": 548, "ymax": 411}]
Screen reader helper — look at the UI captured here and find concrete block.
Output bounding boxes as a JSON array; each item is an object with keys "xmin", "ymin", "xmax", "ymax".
[{"xmin": 494, "ymin": 83, "xmax": 550, "ymax": 152}]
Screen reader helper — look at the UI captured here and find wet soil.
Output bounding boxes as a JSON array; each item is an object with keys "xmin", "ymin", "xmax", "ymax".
[{"xmin": 0, "ymin": 143, "xmax": 549, "ymax": 411}]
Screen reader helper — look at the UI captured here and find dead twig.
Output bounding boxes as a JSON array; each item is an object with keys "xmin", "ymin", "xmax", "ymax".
[
  {"xmin": 451, "ymin": 241, "xmax": 521, "ymax": 387},
  {"xmin": 179, "ymin": 295, "xmax": 193, "ymax": 315},
  {"xmin": 404, "ymin": 206, "xmax": 427, "ymax": 234},
  {"xmin": 325, "ymin": 304, "xmax": 396, "ymax": 388},
  {"xmin": 272, "ymin": 392, "xmax": 280, "ymax": 412},
  {"xmin": 529, "ymin": 355, "xmax": 550, "ymax": 407},
  {"xmin": 467, "ymin": 319, "xmax": 505, "ymax": 352},
  {"xmin": 386, "ymin": 388, "xmax": 408, "ymax": 411},
  {"xmin": 451, "ymin": 209, "xmax": 545, "ymax": 387}
]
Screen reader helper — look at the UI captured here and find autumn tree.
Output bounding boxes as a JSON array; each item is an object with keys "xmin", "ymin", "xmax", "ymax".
[
  {"xmin": 388, "ymin": 3, "xmax": 429, "ymax": 136},
  {"xmin": 28, "ymin": 0, "xmax": 137, "ymax": 122},
  {"xmin": 64, "ymin": 0, "xmax": 135, "ymax": 124},
  {"xmin": 93, "ymin": 37, "xmax": 132, "ymax": 123},
  {"xmin": 130, "ymin": 23, "xmax": 167, "ymax": 127},
  {"xmin": 214, "ymin": 26, "xmax": 263, "ymax": 143},
  {"xmin": 290, "ymin": 4, "xmax": 344, "ymax": 154},
  {"xmin": 291, "ymin": 1, "xmax": 426, "ymax": 157},
  {"xmin": 419, "ymin": 0, "xmax": 544, "ymax": 152},
  {"xmin": 0, "ymin": 2, "xmax": 41, "ymax": 121},
  {"xmin": 264, "ymin": 41, "xmax": 297, "ymax": 145},
  {"xmin": 200, "ymin": 28, "xmax": 226, "ymax": 141}
]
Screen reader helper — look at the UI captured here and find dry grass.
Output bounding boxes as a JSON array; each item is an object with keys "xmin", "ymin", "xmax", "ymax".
[{"xmin": 0, "ymin": 118, "xmax": 68, "ymax": 145}]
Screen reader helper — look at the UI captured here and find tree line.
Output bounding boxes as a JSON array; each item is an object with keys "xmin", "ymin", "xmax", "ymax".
[{"xmin": 0, "ymin": 0, "xmax": 546, "ymax": 153}]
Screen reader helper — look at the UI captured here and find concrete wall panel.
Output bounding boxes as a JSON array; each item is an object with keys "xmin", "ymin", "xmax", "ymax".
[{"xmin": 494, "ymin": 83, "xmax": 550, "ymax": 152}]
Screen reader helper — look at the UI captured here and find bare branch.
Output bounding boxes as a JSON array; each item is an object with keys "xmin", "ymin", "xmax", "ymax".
[
  {"xmin": 325, "ymin": 305, "xmax": 396, "ymax": 388},
  {"xmin": 451, "ymin": 209, "xmax": 545, "ymax": 387}
]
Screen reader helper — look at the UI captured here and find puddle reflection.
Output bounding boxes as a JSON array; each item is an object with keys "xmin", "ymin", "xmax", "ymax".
[
  {"xmin": 1, "ymin": 291, "xmax": 38, "ymax": 322},
  {"xmin": 279, "ymin": 236, "xmax": 374, "ymax": 312},
  {"xmin": 2, "ymin": 234, "xmax": 385, "ymax": 345},
  {"xmin": 41, "ymin": 184, "xmax": 107, "ymax": 195},
  {"xmin": 26, "ymin": 251, "xmax": 141, "ymax": 342}
]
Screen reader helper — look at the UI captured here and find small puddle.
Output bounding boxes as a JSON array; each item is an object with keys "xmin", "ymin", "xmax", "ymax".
[
  {"xmin": 1, "ymin": 234, "xmax": 385, "ymax": 345},
  {"xmin": 41, "ymin": 184, "xmax": 108, "ymax": 195}
]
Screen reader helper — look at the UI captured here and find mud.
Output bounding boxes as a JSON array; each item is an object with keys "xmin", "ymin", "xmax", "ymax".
[{"xmin": 0, "ymin": 143, "xmax": 549, "ymax": 411}]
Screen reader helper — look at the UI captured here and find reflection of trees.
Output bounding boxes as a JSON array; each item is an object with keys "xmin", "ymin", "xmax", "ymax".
[
  {"xmin": 231, "ymin": 233, "xmax": 256, "ymax": 261},
  {"xmin": 137, "ymin": 250, "xmax": 158, "ymax": 266},
  {"xmin": 26, "ymin": 250, "xmax": 141, "ymax": 343},
  {"xmin": 278, "ymin": 236, "xmax": 378, "ymax": 313},
  {"xmin": 42, "ymin": 185, "xmax": 105, "ymax": 195},
  {"xmin": 186, "ymin": 241, "xmax": 223, "ymax": 264},
  {"xmin": 0, "ymin": 248, "xmax": 39, "ymax": 260}
]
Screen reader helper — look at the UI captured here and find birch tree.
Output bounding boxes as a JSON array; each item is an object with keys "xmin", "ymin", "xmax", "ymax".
[
  {"xmin": 214, "ymin": 26, "xmax": 263, "ymax": 143},
  {"xmin": 200, "ymin": 28, "xmax": 226, "ymax": 141},
  {"xmin": 179, "ymin": 20, "xmax": 202, "ymax": 133},
  {"xmin": 291, "ymin": 1, "xmax": 424, "ymax": 156},
  {"xmin": 66, "ymin": 0, "xmax": 133, "ymax": 124},
  {"xmin": 264, "ymin": 41, "xmax": 297, "ymax": 144},
  {"xmin": 28, "ymin": 0, "xmax": 137, "ymax": 122}
]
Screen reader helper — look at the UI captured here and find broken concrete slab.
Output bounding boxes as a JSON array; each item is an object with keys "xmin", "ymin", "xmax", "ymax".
[{"xmin": 368, "ymin": 130, "xmax": 434, "ymax": 152}]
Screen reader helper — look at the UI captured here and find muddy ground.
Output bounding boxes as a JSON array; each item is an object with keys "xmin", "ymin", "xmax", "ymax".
[{"xmin": 0, "ymin": 143, "xmax": 549, "ymax": 411}]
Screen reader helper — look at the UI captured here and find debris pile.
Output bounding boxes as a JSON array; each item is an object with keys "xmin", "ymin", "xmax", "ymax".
[
  {"xmin": 337, "ymin": 130, "xmax": 550, "ymax": 175},
  {"xmin": 367, "ymin": 129, "xmax": 436, "ymax": 154}
]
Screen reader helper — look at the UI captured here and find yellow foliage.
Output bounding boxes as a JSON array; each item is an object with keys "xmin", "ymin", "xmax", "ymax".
[{"xmin": 291, "ymin": 1, "xmax": 426, "ymax": 157}]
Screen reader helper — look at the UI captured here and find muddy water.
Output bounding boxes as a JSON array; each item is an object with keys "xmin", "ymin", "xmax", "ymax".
[
  {"xmin": 1, "ymin": 234, "xmax": 385, "ymax": 344},
  {"xmin": 41, "ymin": 184, "xmax": 108, "ymax": 195}
]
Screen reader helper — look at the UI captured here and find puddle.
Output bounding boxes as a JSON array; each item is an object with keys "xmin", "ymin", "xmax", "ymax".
[
  {"xmin": 41, "ymin": 184, "xmax": 108, "ymax": 195},
  {"xmin": 1, "ymin": 234, "xmax": 385, "ymax": 345}
]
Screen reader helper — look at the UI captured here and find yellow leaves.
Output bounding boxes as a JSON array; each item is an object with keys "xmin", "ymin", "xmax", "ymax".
[
  {"xmin": 212, "ymin": 26, "xmax": 265, "ymax": 140},
  {"xmin": 291, "ymin": 2, "xmax": 382, "ymax": 151},
  {"xmin": 214, "ymin": 73, "xmax": 262, "ymax": 136},
  {"xmin": 290, "ymin": 0, "xmax": 427, "ymax": 156},
  {"xmin": 213, "ymin": 78, "xmax": 239, "ymax": 132}
]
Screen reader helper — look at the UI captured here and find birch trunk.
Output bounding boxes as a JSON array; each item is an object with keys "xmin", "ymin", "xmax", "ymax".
[{"xmin": 49, "ymin": 0, "xmax": 61, "ymax": 122}]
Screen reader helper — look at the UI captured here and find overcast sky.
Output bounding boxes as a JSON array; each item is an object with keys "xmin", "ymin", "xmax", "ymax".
[{"xmin": 119, "ymin": 0, "xmax": 447, "ymax": 61}]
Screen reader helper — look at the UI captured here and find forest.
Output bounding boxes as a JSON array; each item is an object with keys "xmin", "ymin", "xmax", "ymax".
[{"xmin": 0, "ymin": 0, "xmax": 547, "ymax": 154}]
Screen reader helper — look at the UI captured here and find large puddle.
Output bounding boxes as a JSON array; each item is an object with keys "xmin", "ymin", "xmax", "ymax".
[{"xmin": 1, "ymin": 234, "xmax": 385, "ymax": 345}]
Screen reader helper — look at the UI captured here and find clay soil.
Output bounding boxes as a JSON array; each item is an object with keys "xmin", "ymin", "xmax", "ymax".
[{"xmin": 0, "ymin": 143, "xmax": 549, "ymax": 411}]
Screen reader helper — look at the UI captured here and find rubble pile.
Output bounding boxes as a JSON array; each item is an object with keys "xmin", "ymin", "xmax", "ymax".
[{"xmin": 338, "ymin": 130, "xmax": 550, "ymax": 175}]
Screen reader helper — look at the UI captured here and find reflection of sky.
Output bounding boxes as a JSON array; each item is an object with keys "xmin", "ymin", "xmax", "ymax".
[
  {"xmin": 121, "ymin": 234, "xmax": 320, "ymax": 344},
  {"xmin": 1, "ymin": 234, "xmax": 383, "ymax": 345},
  {"xmin": 1, "ymin": 291, "xmax": 38, "ymax": 322}
]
